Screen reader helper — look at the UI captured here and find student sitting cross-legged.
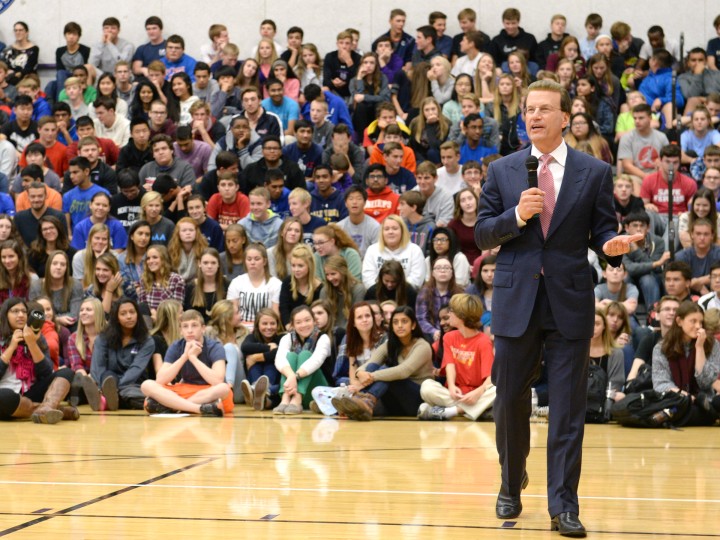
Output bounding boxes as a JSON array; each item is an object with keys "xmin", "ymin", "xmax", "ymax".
[{"xmin": 141, "ymin": 309, "xmax": 232, "ymax": 417}]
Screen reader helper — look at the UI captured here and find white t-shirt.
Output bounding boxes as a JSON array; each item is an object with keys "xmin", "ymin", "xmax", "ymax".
[
  {"xmin": 436, "ymin": 166, "xmax": 464, "ymax": 195},
  {"xmin": 227, "ymin": 273, "xmax": 282, "ymax": 327}
]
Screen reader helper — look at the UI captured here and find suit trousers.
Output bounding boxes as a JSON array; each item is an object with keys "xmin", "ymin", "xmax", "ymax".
[{"xmin": 493, "ymin": 277, "xmax": 590, "ymax": 517}]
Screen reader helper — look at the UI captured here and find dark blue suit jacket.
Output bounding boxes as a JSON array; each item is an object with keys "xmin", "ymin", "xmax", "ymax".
[{"xmin": 475, "ymin": 146, "xmax": 621, "ymax": 340}]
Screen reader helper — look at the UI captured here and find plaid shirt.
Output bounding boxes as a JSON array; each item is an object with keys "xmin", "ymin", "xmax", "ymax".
[
  {"xmin": 67, "ymin": 331, "xmax": 91, "ymax": 372},
  {"xmin": 137, "ymin": 272, "xmax": 185, "ymax": 311}
]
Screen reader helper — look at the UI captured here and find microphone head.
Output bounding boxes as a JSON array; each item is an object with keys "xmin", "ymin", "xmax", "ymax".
[{"xmin": 525, "ymin": 155, "xmax": 539, "ymax": 172}]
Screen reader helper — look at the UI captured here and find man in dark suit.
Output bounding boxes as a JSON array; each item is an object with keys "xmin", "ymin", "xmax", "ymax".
[{"xmin": 475, "ymin": 80, "xmax": 641, "ymax": 537}]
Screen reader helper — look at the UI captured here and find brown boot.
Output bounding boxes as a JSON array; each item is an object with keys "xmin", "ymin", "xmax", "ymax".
[
  {"xmin": 31, "ymin": 378, "xmax": 71, "ymax": 424},
  {"xmin": 11, "ymin": 396, "xmax": 37, "ymax": 419},
  {"xmin": 61, "ymin": 406, "xmax": 80, "ymax": 421},
  {"xmin": 340, "ymin": 392, "xmax": 377, "ymax": 421}
]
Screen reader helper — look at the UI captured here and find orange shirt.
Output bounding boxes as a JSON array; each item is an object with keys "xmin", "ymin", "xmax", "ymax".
[
  {"xmin": 441, "ymin": 329, "xmax": 494, "ymax": 394},
  {"xmin": 15, "ymin": 186, "xmax": 63, "ymax": 211}
]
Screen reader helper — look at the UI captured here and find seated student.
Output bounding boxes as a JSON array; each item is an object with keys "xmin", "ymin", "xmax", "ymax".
[
  {"xmin": 605, "ymin": 300, "xmax": 636, "ymax": 375},
  {"xmin": 138, "ymin": 134, "xmax": 196, "ymax": 190},
  {"xmin": 459, "ymin": 113, "xmax": 498, "ymax": 163},
  {"xmin": 10, "ymin": 142, "xmax": 60, "ymax": 196},
  {"xmin": 408, "ymin": 96, "xmax": 450, "ymax": 164},
  {"xmin": 167, "ymin": 218, "xmax": 209, "ymax": 283},
  {"xmin": 435, "ymin": 141, "xmax": 464, "ymax": 195},
  {"xmin": 16, "ymin": 77, "xmax": 51, "ymax": 122},
  {"xmin": 207, "ymin": 171, "xmax": 250, "ymax": 230},
  {"xmin": 71, "ymin": 222, "xmax": 110, "ymax": 287},
  {"xmin": 652, "ymin": 301, "xmax": 720, "ymax": 426},
  {"xmin": 362, "ymin": 214, "xmax": 426, "ymax": 289},
  {"xmin": 82, "ymin": 252, "xmax": 124, "ymax": 314},
  {"xmin": 29, "ymin": 249, "xmax": 83, "ymax": 325},
  {"xmin": 679, "ymin": 188, "xmax": 720, "ymax": 249},
  {"xmin": 418, "ymin": 293, "xmax": 495, "ymax": 421},
  {"xmin": 239, "ymin": 187, "xmax": 283, "ymax": 247},
  {"xmin": 208, "ymin": 117, "xmax": 262, "ymax": 174},
  {"xmin": 307, "ymin": 97, "xmax": 335, "ymax": 148},
  {"xmin": 416, "ymin": 256, "xmax": 464, "ymax": 342},
  {"xmin": 363, "ymin": 164, "xmax": 400, "ymax": 224},
  {"xmin": 261, "ymin": 78, "xmax": 300, "ymax": 136},
  {"xmin": 18, "ymin": 116, "xmax": 69, "ymax": 177},
  {"xmin": 310, "ymin": 165, "xmax": 347, "ymax": 224},
  {"xmin": 283, "ymin": 120, "xmax": 323, "ymax": 180},
  {"xmin": 147, "ymin": 97, "xmax": 178, "ymax": 139},
  {"xmin": 311, "ymin": 223, "xmax": 362, "ymax": 281},
  {"xmin": 69, "ymin": 136, "xmax": 118, "ymax": 196},
  {"xmin": 367, "ymin": 123, "xmax": 416, "ymax": 174},
  {"xmin": 161, "ymin": 34, "xmax": 197, "ymax": 82},
  {"xmin": 0, "ymin": 60, "xmax": 18, "ymax": 107},
  {"xmin": 238, "ymin": 309, "xmax": 284, "ymax": 412},
  {"xmin": 318, "ymin": 255, "xmax": 366, "ymax": 330},
  {"xmin": 116, "ymin": 118, "xmax": 153, "ymax": 172},
  {"xmin": 137, "ymin": 245, "xmax": 185, "ymax": 319},
  {"xmin": 0, "ymin": 95, "xmax": 38, "ymax": 154},
  {"xmin": 322, "ymin": 30, "xmax": 361, "ymax": 100},
  {"xmin": 362, "ymin": 101, "xmax": 410, "ymax": 148},
  {"xmin": 381, "ymin": 141, "xmax": 416, "ymax": 195},
  {"xmin": 188, "ymin": 101, "xmax": 224, "ymax": 146},
  {"xmin": 14, "ymin": 164, "xmax": 61, "ymax": 212},
  {"xmin": 148, "ymin": 173, "xmax": 191, "ymax": 225},
  {"xmin": 322, "ymin": 123, "xmax": 366, "ymax": 184},
  {"xmin": 589, "ymin": 308, "xmax": 626, "ymax": 395},
  {"xmin": 63, "ymin": 156, "xmax": 111, "ymax": 234},
  {"xmin": 594, "ymin": 262, "xmax": 639, "ymax": 316},
  {"xmin": 111, "ymin": 169, "xmax": 146, "ymax": 235},
  {"xmin": 71, "ymin": 191, "xmax": 128, "ymax": 251},
  {"xmin": 364, "ymin": 260, "xmax": 417, "ymax": 315},
  {"xmin": 614, "ymin": 91, "xmax": 654, "ymax": 143},
  {"xmin": 332, "ymin": 301, "xmax": 385, "ymax": 389},
  {"xmin": 0, "ymin": 298, "xmax": 78, "ymax": 424},
  {"xmin": 613, "ymin": 174, "xmax": 646, "ymax": 225},
  {"xmin": 117, "ymin": 220, "xmax": 151, "ymax": 299},
  {"xmin": 264, "ymin": 168, "xmax": 291, "ymax": 220},
  {"xmin": 219, "ymin": 224, "xmax": 248, "ymax": 281},
  {"xmin": 61, "ymin": 76, "xmax": 90, "ymax": 119},
  {"xmin": 413, "ymin": 161, "xmax": 455, "ymax": 227},
  {"xmin": 240, "ymin": 135, "xmax": 306, "ymax": 195},
  {"xmin": 92, "ymin": 96, "xmax": 130, "ymax": 148},
  {"xmin": 327, "ymin": 151, "xmax": 355, "ymax": 195},
  {"xmin": 272, "ymin": 305, "xmax": 331, "ymax": 414},
  {"xmin": 621, "ymin": 211, "xmax": 669, "ymax": 309},
  {"xmin": 288, "ymin": 187, "xmax": 327, "ymax": 245},
  {"xmin": 227, "ymin": 243, "xmax": 282, "ymax": 328},
  {"xmin": 334, "ymin": 306, "xmax": 434, "ymax": 420},
  {"xmin": 192, "ymin": 62, "xmax": 219, "ymax": 105},
  {"xmin": 210, "ymin": 43, "xmax": 242, "ymax": 78},
  {"xmin": 65, "ymin": 115, "xmax": 120, "ymax": 166},
  {"xmin": 681, "ymin": 107, "xmax": 720, "ymax": 169},
  {"xmin": 448, "ymin": 187, "xmax": 482, "ymax": 265},
  {"xmin": 425, "ymin": 226, "xmax": 471, "ymax": 288},
  {"xmin": 278, "ymin": 244, "xmax": 323, "ymax": 326},
  {"xmin": 398, "ymin": 190, "xmax": 433, "ymax": 256},
  {"xmin": 208, "ymin": 66, "xmax": 242, "ymax": 119},
  {"xmin": 186, "ymin": 194, "xmax": 224, "ymax": 253},
  {"xmin": 141, "ymin": 309, "xmax": 230, "ymax": 416},
  {"xmin": 700, "ymin": 262, "xmax": 720, "ymax": 311},
  {"xmin": 675, "ymin": 218, "xmax": 720, "ymax": 295},
  {"xmin": 173, "ymin": 125, "xmax": 212, "ymax": 180},
  {"xmin": 337, "ymin": 186, "xmax": 381, "ymax": 259},
  {"xmin": 638, "ymin": 49, "xmax": 684, "ymax": 129}
]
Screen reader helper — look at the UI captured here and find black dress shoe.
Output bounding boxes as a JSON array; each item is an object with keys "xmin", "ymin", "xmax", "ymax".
[
  {"xmin": 550, "ymin": 512, "xmax": 586, "ymax": 538},
  {"xmin": 495, "ymin": 471, "xmax": 529, "ymax": 519}
]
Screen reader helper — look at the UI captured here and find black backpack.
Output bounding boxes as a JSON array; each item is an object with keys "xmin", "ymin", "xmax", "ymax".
[
  {"xmin": 585, "ymin": 363, "xmax": 609, "ymax": 424},
  {"xmin": 611, "ymin": 390, "xmax": 691, "ymax": 428}
]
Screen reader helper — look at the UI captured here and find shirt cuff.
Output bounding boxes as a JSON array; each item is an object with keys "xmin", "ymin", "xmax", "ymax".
[{"xmin": 515, "ymin": 206, "xmax": 527, "ymax": 228}]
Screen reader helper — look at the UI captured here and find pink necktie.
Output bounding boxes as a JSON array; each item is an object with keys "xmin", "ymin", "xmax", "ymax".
[{"xmin": 539, "ymin": 154, "xmax": 555, "ymax": 237}]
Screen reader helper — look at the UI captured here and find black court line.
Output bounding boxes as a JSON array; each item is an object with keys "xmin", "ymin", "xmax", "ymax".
[
  {"xmin": 0, "ymin": 511, "xmax": 718, "ymax": 537},
  {"xmin": 0, "ymin": 457, "xmax": 217, "ymax": 537},
  {"xmin": 0, "ymin": 456, "xmax": 163, "ymax": 468}
]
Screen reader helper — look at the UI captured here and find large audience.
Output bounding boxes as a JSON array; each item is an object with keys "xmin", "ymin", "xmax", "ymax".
[{"xmin": 1, "ymin": 7, "xmax": 720, "ymax": 425}]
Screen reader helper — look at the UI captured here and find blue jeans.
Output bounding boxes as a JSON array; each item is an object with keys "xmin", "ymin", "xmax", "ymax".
[
  {"xmin": 634, "ymin": 272, "xmax": 662, "ymax": 308},
  {"xmin": 248, "ymin": 361, "xmax": 281, "ymax": 396},
  {"xmin": 363, "ymin": 363, "xmax": 423, "ymax": 417}
]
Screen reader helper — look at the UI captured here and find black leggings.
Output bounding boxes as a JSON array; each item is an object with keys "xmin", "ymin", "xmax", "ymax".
[{"xmin": 0, "ymin": 367, "xmax": 73, "ymax": 419}]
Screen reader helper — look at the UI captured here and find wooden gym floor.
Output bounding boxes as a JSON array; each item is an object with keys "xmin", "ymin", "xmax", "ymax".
[{"xmin": 0, "ymin": 408, "xmax": 718, "ymax": 538}]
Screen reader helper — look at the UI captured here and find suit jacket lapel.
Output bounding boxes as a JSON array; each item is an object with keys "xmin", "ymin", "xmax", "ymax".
[{"xmin": 546, "ymin": 147, "xmax": 589, "ymax": 240}]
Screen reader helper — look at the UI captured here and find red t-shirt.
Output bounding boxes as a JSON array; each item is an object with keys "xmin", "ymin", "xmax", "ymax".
[
  {"xmin": 20, "ymin": 140, "xmax": 69, "ymax": 176},
  {"xmin": 207, "ymin": 192, "xmax": 250, "ymax": 226},
  {"xmin": 640, "ymin": 171, "xmax": 697, "ymax": 215},
  {"xmin": 66, "ymin": 137, "xmax": 119, "ymax": 166},
  {"xmin": 441, "ymin": 330, "xmax": 494, "ymax": 394}
]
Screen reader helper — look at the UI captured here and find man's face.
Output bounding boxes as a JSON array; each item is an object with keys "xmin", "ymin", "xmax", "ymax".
[
  {"xmin": 268, "ymin": 83, "xmax": 284, "ymax": 104},
  {"xmin": 692, "ymin": 111, "xmax": 710, "ymax": 133},
  {"xmin": 260, "ymin": 23, "xmax": 275, "ymax": 38},
  {"xmin": 165, "ymin": 41, "xmax": 184, "ymax": 62},
  {"xmin": 95, "ymin": 106, "xmax": 114, "ymax": 127},
  {"xmin": 147, "ymin": 70, "xmax": 164, "ymax": 87},
  {"xmin": 195, "ymin": 70, "xmax": 210, "ymax": 89},
  {"xmin": 218, "ymin": 179, "xmax": 238, "ymax": 200},
  {"xmin": 551, "ymin": 18, "xmax": 566, "ymax": 36},
  {"xmin": 658, "ymin": 300, "xmax": 679, "ymax": 327},
  {"xmin": 180, "ymin": 320, "xmax": 205, "ymax": 342},
  {"xmin": 69, "ymin": 165, "xmax": 85, "ymax": 185},
  {"xmin": 687, "ymin": 52, "xmax": 706, "ymax": 72},
  {"xmin": 72, "ymin": 69, "xmax": 88, "ymax": 86},
  {"xmin": 120, "ymin": 184, "xmax": 140, "ymax": 200},
  {"xmin": 265, "ymin": 179, "xmax": 285, "ymax": 200},
  {"xmin": 384, "ymin": 150, "xmax": 403, "ymax": 171},
  {"xmin": 624, "ymin": 220, "xmax": 648, "ymax": 239},
  {"xmin": 503, "ymin": 18, "xmax": 520, "ymax": 37},
  {"xmin": 416, "ymin": 173, "xmax": 436, "ymax": 195},
  {"xmin": 18, "ymin": 85, "xmax": 38, "ymax": 100},
  {"xmin": 415, "ymin": 33, "xmax": 428, "ymax": 50},
  {"xmin": 397, "ymin": 200, "xmax": 412, "ymax": 219},
  {"xmin": 365, "ymin": 170, "xmax": 387, "ymax": 193},
  {"xmin": 262, "ymin": 141, "xmax": 282, "ymax": 163},
  {"xmin": 114, "ymin": 64, "xmax": 131, "ymax": 83},
  {"xmin": 465, "ymin": 119, "xmax": 483, "ymax": 143},
  {"xmin": 586, "ymin": 24, "xmax": 600, "ymax": 40},
  {"xmin": 440, "ymin": 149, "xmax": 459, "ymax": 170},
  {"xmin": 632, "ymin": 111, "xmax": 651, "ymax": 132},
  {"xmin": 242, "ymin": 92, "xmax": 260, "ymax": 114},
  {"xmin": 376, "ymin": 41, "xmax": 392, "ymax": 58},
  {"xmin": 131, "ymin": 124, "xmax": 150, "ymax": 146},
  {"xmin": 691, "ymin": 224, "xmax": 713, "ymax": 250},
  {"xmin": 711, "ymin": 269, "xmax": 720, "ymax": 293},
  {"xmin": 345, "ymin": 192, "xmax": 365, "ymax": 215},
  {"xmin": 525, "ymin": 90, "xmax": 568, "ymax": 150},
  {"xmin": 177, "ymin": 138, "xmax": 194, "ymax": 154},
  {"xmin": 39, "ymin": 123, "xmax": 58, "ymax": 144},
  {"xmin": 614, "ymin": 179, "xmax": 634, "ymax": 202},
  {"xmin": 230, "ymin": 119, "xmax": 250, "ymax": 141},
  {"xmin": 103, "ymin": 24, "xmax": 120, "ymax": 41},
  {"xmin": 459, "ymin": 18, "xmax": 474, "ymax": 32},
  {"xmin": 287, "ymin": 32, "xmax": 303, "ymax": 49},
  {"xmin": 146, "ymin": 24, "xmax": 162, "ymax": 41},
  {"xmin": 79, "ymin": 144, "xmax": 99, "ymax": 164},
  {"xmin": 703, "ymin": 168, "xmax": 720, "ymax": 192},
  {"xmin": 53, "ymin": 110, "xmax": 70, "ymax": 127},
  {"xmin": 249, "ymin": 195, "xmax": 270, "ymax": 216},
  {"xmin": 64, "ymin": 31, "xmax": 79, "ymax": 47},
  {"xmin": 28, "ymin": 187, "xmax": 46, "ymax": 210},
  {"xmin": 14, "ymin": 104, "xmax": 33, "ymax": 123},
  {"xmin": 664, "ymin": 271, "xmax": 689, "ymax": 297},
  {"xmin": 153, "ymin": 142, "xmax": 172, "ymax": 165},
  {"xmin": 648, "ymin": 31, "xmax": 664, "ymax": 50},
  {"xmin": 390, "ymin": 15, "xmax": 405, "ymax": 33},
  {"xmin": 66, "ymin": 84, "xmax": 82, "ymax": 101},
  {"xmin": 432, "ymin": 18, "xmax": 446, "ymax": 37},
  {"xmin": 337, "ymin": 38, "xmax": 352, "ymax": 53},
  {"xmin": 309, "ymin": 102, "xmax": 327, "ymax": 124},
  {"xmin": 150, "ymin": 105, "xmax": 168, "ymax": 126},
  {"xmin": 706, "ymin": 100, "xmax": 720, "ymax": 120},
  {"xmin": 313, "ymin": 169, "xmax": 333, "ymax": 192},
  {"xmin": 660, "ymin": 156, "xmax": 680, "ymax": 178},
  {"xmin": 76, "ymin": 124, "xmax": 95, "ymax": 140},
  {"xmin": 186, "ymin": 199, "xmax": 205, "ymax": 221},
  {"xmin": 295, "ymin": 127, "xmax": 312, "ymax": 146},
  {"xmin": 26, "ymin": 152, "xmax": 44, "ymax": 167},
  {"xmin": 378, "ymin": 109, "xmax": 396, "ymax": 127},
  {"xmin": 331, "ymin": 132, "xmax": 350, "ymax": 153},
  {"xmin": 21, "ymin": 175, "xmax": 37, "ymax": 190}
]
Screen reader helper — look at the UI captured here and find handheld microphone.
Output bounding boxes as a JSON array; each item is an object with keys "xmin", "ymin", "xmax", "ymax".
[
  {"xmin": 526, "ymin": 155, "xmax": 538, "ymax": 189},
  {"xmin": 525, "ymin": 155, "xmax": 540, "ymax": 220}
]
